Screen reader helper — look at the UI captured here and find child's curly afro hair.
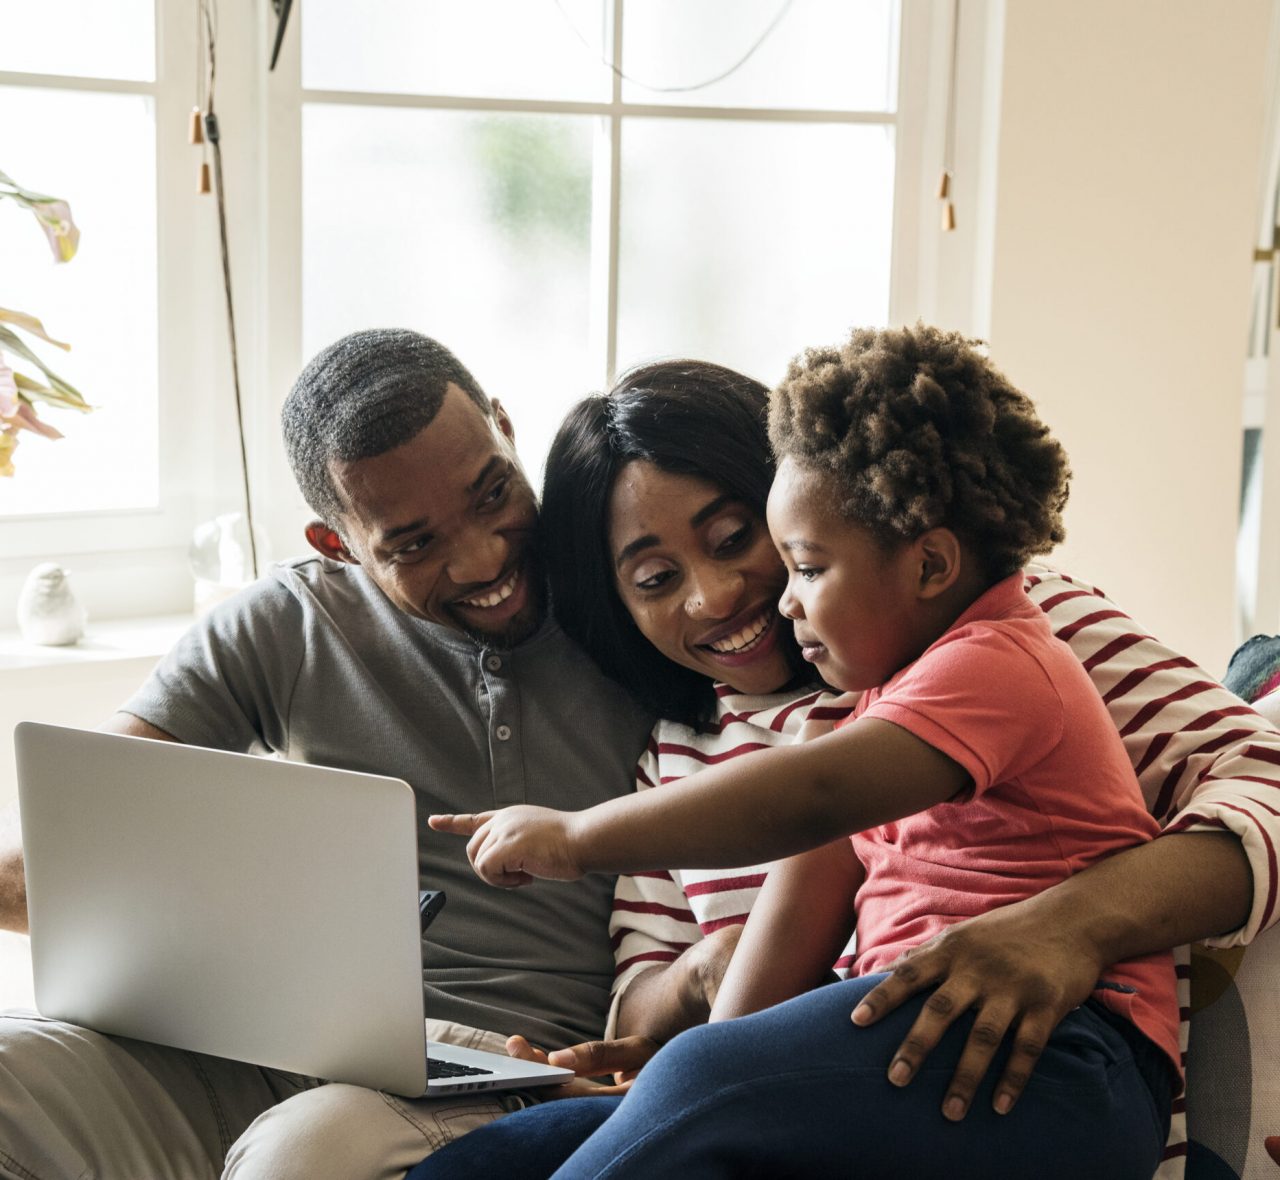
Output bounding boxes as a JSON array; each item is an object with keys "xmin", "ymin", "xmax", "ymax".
[{"xmin": 768, "ymin": 324, "xmax": 1070, "ymax": 580}]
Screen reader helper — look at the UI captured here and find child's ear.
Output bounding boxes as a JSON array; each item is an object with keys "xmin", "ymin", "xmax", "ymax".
[{"xmin": 914, "ymin": 528, "xmax": 962, "ymax": 598}]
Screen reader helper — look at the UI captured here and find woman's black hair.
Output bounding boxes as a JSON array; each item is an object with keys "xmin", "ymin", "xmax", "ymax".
[{"xmin": 541, "ymin": 359, "xmax": 788, "ymax": 728}]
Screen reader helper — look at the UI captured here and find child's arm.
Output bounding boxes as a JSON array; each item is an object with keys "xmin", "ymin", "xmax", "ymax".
[
  {"xmin": 429, "ymin": 717, "xmax": 968, "ymax": 886},
  {"xmin": 709, "ymin": 839, "xmax": 864, "ymax": 1022}
]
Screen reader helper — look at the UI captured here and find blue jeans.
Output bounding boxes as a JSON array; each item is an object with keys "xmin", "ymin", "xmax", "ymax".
[{"xmin": 410, "ymin": 975, "xmax": 1172, "ymax": 1180}]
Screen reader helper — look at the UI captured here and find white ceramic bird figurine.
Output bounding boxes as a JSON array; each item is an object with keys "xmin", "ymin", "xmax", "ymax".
[{"xmin": 17, "ymin": 562, "xmax": 87, "ymax": 646}]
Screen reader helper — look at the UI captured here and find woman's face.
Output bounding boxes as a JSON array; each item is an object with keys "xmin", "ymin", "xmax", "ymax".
[{"xmin": 608, "ymin": 460, "xmax": 796, "ymax": 695}]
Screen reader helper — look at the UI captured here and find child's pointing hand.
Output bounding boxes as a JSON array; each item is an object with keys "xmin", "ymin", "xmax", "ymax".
[{"xmin": 429, "ymin": 806, "xmax": 584, "ymax": 887}]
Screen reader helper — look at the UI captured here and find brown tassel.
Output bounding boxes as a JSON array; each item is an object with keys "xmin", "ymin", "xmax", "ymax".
[
  {"xmin": 936, "ymin": 170, "xmax": 950, "ymax": 200},
  {"xmin": 197, "ymin": 161, "xmax": 212, "ymax": 194},
  {"xmin": 941, "ymin": 201, "xmax": 956, "ymax": 232},
  {"xmin": 189, "ymin": 107, "xmax": 205, "ymax": 145}
]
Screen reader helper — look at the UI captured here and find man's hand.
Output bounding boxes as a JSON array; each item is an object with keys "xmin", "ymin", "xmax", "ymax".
[
  {"xmin": 850, "ymin": 904, "xmax": 1104, "ymax": 1121},
  {"xmin": 428, "ymin": 806, "xmax": 583, "ymax": 887},
  {"xmin": 505, "ymin": 1034, "xmax": 659, "ymax": 1099}
]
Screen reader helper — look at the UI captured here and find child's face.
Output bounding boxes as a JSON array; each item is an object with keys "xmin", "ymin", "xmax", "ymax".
[{"xmin": 767, "ymin": 457, "xmax": 925, "ymax": 692}]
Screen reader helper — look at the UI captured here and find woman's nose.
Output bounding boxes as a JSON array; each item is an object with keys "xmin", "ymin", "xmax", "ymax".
[{"xmin": 684, "ymin": 565, "xmax": 744, "ymax": 619}]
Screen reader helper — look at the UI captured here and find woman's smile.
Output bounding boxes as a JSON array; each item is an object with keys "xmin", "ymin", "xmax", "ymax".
[{"xmin": 697, "ymin": 605, "xmax": 781, "ymax": 663}]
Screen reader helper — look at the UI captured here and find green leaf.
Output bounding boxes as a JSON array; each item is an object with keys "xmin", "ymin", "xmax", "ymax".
[
  {"xmin": 0, "ymin": 169, "xmax": 59, "ymax": 206},
  {"xmin": 0, "ymin": 307, "xmax": 70, "ymax": 350},
  {"xmin": 0, "ymin": 325, "xmax": 90, "ymax": 410}
]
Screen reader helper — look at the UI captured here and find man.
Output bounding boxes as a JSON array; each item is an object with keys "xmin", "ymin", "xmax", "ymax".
[{"xmin": 0, "ymin": 329, "xmax": 654, "ymax": 1179}]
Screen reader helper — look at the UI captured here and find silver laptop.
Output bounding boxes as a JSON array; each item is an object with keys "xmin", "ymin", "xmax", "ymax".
[{"xmin": 14, "ymin": 722, "xmax": 572, "ymax": 1097}]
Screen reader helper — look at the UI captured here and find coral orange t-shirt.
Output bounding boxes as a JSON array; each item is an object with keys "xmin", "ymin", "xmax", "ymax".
[{"xmin": 841, "ymin": 573, "xmax": 1181, "ymax": 1079}]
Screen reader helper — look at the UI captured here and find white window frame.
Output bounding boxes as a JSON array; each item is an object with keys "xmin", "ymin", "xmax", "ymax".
[
  {"xmin": 251, "ymin": 0, "xmax": 999, "ymax": 551},
  {"xmin": 0, "ymin": 2, "xmax": 243, "ymax": 621},
  {"xmin": 0, "ymin": 0, "xmax": 1004, "ymax": 623}
]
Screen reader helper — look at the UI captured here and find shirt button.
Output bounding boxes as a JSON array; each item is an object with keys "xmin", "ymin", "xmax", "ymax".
[
  {"xmin": 486, "ymin": 655, "xmax": 502, "ymax": 672},
  {"xmin": 496, "ymin": 724, "xmax": 512, "ymax": 741}
]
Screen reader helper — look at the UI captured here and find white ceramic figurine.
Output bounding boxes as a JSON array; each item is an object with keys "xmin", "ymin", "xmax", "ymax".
[{"xmin": 17, "ymin": 562, "xmax": 86, "ymax": 646}]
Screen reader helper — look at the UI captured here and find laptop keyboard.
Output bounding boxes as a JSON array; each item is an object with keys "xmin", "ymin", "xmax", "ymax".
[{"xmin": 428, "ymin": 1058, "xmax": 496, "ymax": 1079}]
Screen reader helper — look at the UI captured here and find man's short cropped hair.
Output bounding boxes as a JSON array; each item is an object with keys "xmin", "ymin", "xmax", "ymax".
[
  {"xmin": 769, "ymin": 323, "xmax": 1071, "ymax": 582},
  {"xmin": 282, "ymin": 328, "xmax": 491, "ymax": 525}
]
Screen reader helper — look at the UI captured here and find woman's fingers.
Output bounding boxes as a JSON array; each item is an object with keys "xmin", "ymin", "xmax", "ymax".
[
  {"xmin": 547, "ymin": 1035, "xmax": 660, "ymax": 1079},
  {"xmin": 504, "ymin": 1034, "xmax": 549, "ymax": 1064}
]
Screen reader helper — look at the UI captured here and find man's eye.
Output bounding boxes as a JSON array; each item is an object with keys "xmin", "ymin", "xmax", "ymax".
[
  {"xmin": 396, "ymin": 537, "xmax": 432, "ymax": 559},
  {"xmin": 482, "ymin": 477, "xmax": 510, "ymax": 505}
]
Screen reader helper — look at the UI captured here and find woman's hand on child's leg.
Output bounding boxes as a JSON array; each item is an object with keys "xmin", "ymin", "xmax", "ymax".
[
  {"xmin": 848, "ymin": 901, "xmax": 1104, "ymax": 1122},
  {"xmin": 505, "ymin": 1034, "xmax": 659, "ymax": 1099}
]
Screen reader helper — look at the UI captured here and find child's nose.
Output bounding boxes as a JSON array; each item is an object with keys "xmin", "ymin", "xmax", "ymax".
[{"xmin": 778, "ymin": 582, "xmax": 802, "ymax": 620}]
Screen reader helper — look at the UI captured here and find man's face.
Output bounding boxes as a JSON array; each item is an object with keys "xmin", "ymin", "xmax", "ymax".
[{"xmin": 317, "ymin": 384, "xmax": 546, "ymax": 648}]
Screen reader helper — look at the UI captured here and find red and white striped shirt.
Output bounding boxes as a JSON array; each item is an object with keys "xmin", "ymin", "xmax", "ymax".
[{"xmin": 607, "ymin": 566, "xmax": 1280, "ymax": 1177}]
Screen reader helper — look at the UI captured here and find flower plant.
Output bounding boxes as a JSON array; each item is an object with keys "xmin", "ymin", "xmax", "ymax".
[{"xmin": 0, "ymin": 169, "xmax": 92, "ymax": 477}]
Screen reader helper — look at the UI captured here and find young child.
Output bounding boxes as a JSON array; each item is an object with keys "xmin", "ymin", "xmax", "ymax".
[{"xmin": 430, "ymin": 325, "xmax": 1177, "ymax": 1178}]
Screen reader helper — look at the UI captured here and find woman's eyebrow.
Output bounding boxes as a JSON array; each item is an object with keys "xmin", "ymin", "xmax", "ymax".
[
  {"xmin": 614, "ymin": 494, "xmax": 740, "ymax": 570},
  {"xmin": 614, "ymin": 533, "xmax": 658, "ymax": 569},
  {"xmin": 689, "ymin": 493, "xmax": 736, "ymax": 528}
]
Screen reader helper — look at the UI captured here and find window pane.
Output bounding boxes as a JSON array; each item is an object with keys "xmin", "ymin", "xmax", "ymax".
[
  {"xmin": 621, "ymin": 0, "xmax": 898, "ymax": 112},
  {"xmin": 616, "ymin": 119, "xmax": 894, "ymax": 386},
  {"xmin": 302, "ymin": 105, "xmax": 597, "ymax": 479},
  {"xmin": 0, "ymin": 87, "xmax": 158, "ymax": 515},
  {"xmin": 0, "ymin": 0, "xmax": 154, "ymax": 81},
  {"xmin": 303, "ymin": 0, "xmax": 611, "ymax": 102}
]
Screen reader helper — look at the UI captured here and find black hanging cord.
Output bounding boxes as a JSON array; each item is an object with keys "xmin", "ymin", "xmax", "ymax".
[
  {"xmin": 551, "ymin": 0, "xmax": 795, "ymax": 94},
  {"xmin": 199, "ymin": 0, "xmax": 260, "ymax": 579}
]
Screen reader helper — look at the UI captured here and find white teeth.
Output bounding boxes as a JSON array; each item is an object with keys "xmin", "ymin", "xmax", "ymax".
[
  {"xmin": 460, "ymin": 571, "xmax": 517, "ymax": 609},
  {"xmin": 707, "ymin": 610, "xmax": 771, "ymax": 654}
]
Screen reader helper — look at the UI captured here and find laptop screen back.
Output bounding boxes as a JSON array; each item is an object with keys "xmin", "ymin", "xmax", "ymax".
[{"xmin": 15, "ymin": 722, "xmax": 429, "ymax": 1095}]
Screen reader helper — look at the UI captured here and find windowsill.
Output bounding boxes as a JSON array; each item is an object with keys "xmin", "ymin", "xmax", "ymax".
[{"xmin": 0, "ymin": 614, "xmax": 191, "ymax": 673}]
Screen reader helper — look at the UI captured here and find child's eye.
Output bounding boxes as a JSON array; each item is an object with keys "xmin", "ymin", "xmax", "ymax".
[{"xmin": 796, "ymin": 567, "xmax": 822, "ymax": 582}]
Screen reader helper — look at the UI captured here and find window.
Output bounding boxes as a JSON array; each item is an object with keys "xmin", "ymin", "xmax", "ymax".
[
  {"xmin": 1, "ymin": 0, "xmax": 964, "ymax": 622},
  {"xmin": 0, "ymin": 0, "xmax": 232, "ymax": 621},
  {"xmin": 279, "ymin": 0, "xmax": 907, "ymax": 482},
  {"xmin": 0, "ymin": 2, "xmax": 159, "ymax": 517}
]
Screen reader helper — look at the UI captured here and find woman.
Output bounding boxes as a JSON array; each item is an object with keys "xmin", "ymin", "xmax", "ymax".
[{"xmin": 412, "ymin": 357, "xmax": 1270, "ymax": 1177}]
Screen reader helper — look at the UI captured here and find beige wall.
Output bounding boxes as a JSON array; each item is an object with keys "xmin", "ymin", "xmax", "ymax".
[{"xmin": 985, "ymin": 1, "xmax": 1272, "ymax": 671}]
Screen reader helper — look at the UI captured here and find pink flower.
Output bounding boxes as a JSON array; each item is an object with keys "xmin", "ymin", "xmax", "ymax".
[
  {"xmin": 0, "ymin": 360, "xmax": 62, "ymax": 440},
  {"xmin": 9, "ymin": 401, "xmax": 62, "ymax": 440},
  {"xmin": 33, "ymin": 200, "xmax": 79, "ymax": 263},
  {"xmin": 0, "ymin": 360, "xmax": 16, "ymax": 417},
  {"xmin": 0, "ymin": 428, "xmax": 16, "ymax": 478}
]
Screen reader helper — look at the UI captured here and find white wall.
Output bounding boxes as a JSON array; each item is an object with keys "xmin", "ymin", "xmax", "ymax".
[{"xmin": 983, "ymin": 0, "xmax": 1273, "ymax": 673}]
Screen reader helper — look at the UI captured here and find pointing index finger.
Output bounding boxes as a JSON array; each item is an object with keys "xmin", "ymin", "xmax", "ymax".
[{"xmin": 428, "ymin": 812, "xmax": 488, "ymax": 835}]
